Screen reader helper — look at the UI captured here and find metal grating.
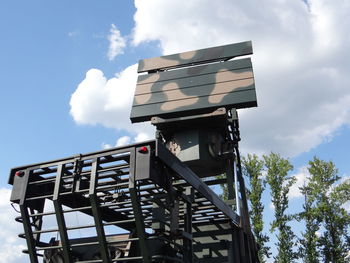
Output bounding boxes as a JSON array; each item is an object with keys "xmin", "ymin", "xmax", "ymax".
[{"xmin": 10, "ymin": 141, "xmax": 244, "ymax": 262}]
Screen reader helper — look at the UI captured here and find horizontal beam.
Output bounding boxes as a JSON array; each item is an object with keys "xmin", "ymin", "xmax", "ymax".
[
  {"xmin": 138, "ymin": 41, "xmax": 252, "ymax": 73},
  {"xmin": 137, "ymin": 58, "xmax": 252, "ymax": 87},
  {"xmin": 130, "ymin": 88, "xmax": 256, "ymax": 123},
  {"xmin": 8, "ymin": 140, "xmax": 156, "ymax": 185}
]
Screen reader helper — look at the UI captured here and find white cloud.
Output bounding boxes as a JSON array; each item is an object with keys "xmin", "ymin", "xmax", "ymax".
[
  {"xmin": 134, "ymin": 132, "xmax": 151, "ymax": 142},
  {"xmin": 101, "ymin": 134, "xmax": 152, "ymax": 150},
  {"xmin": 289, "ymin": 166, "xmax": 309, "ymax": 199},
  {"xmin": 0, "ymin": 188, "xmax": 27, "ymax": 263},
  {"xmin": 69, "ymin": 64, "xmax": 155, "ymax": 140},
  {"xmin": 116, "ymin": 136, "xmax": 132, "ymax": 146},
  {"xmin": 102, "ymin": 142, "xmax": 113, "ymax": 149},
  {"xmin": 107, "ymin": 24, "xmax": 126, "ymax": 61},
  {"xmin": 132, "ymin": 0, "xmax": 350, "ymax": 157},
  {"xmin": 0, "ymin": 189, "xmax": 108, "ymax": 262},
  {"xmin": 70, "ymin": 0, "xmax": 350, "ymax": 158},
  {"xmin": 0, "ymin": 189, "xmax": 98, "ymax": 262}
]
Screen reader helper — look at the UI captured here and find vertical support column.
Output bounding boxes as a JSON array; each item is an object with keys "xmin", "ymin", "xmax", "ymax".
[
  {"xmin": 230, "ymin": 226, "xmax": 244, "ymax": 263},
  {"xmin": 28, "ymin": 200, "xmax": 45, "ymax": 247},
  {"xmin": 225, "ymin": 159, "xmax": 236, "ymax": 207},
  {"xmin": 19, "ymin": 169, "xmax": 39, "ymax": 263},
  {"xmin": 235, "ymin": 148, "xmax": 255, "ymax": 263},
  {"xmin": 129, "ymin": 148, "xmax": 150, "ymax": 262},
  {"xmin": 90, "ymin": 158, "xmax": 110, "ymax": 263},
  {"xmin": 152, "ymin": 198, "xmax": 166, "ymax": 232},
  {"xmin": 170, "ymin": 198, "xmax": 180, "ymax": 234},
  {"xmin": 235, "ymin": 148, "xmax": 250, "ymax": 230},
  {"xmin": 53, "ymin": 164, "xmax": 72, "ymax": 262},
  {"xmin": 239, "ymin": 228, "xmax": 250, "ymax": 262},
  {"xmin": 233, "ymin": 157, "xmax": 241, "ymax": 217},
  {"xmin": 183, "ymin": 187, "xmax": 194, "ymax": 263}
]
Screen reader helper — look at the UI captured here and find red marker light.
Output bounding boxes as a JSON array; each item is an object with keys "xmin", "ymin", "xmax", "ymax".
[
  {"xmin": 139, "ymin": 146, "xmax": 148, "ymax": 153},
  {"xmin": 15, "ymin": 171, "xmax": 24, "ymax": 177}
]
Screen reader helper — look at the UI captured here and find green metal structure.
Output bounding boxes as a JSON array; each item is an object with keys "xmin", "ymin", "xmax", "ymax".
[{"xmin": 9, "ymin": 41, "xmax": 260, "ymax": 262}]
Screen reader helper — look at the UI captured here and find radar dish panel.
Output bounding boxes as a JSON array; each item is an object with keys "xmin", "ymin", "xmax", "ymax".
[{"xmin": 130, "ymin": 41, "xmax": 257, "ymax": 123}]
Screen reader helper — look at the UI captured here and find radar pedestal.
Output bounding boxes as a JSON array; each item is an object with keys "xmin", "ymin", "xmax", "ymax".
[
  {"xmin": 131, "ymin": 41, "xmax": 259, "ymax": 262},
  {"xmin": 152, "ymin": 108, "xmax": 229, "ymax": 178}
]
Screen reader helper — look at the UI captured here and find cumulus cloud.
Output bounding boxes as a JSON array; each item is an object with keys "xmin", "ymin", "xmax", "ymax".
[
  {"xmin": 107, "ymin": 24, "xmax": 126, "ymax": 61},
  {"xmin": 116, "ymin": 135, "xmax": 132, "ymax": 146},
  {"xmin": 69, "ymin": 64, "xmax": 155, "ymax": 140},
  {"xmin": 1, "ymin": 189, "xmax": 99, "ymax": 262},
  {"xmin": 101, "ymin": 133, "xmax": 152, "ymax": 150},
  {"xmin": 70, "ymin": 0, "xmax": 350, "ymax": 157},
  {"xmin": 102, "ymin": 142, "xmax": 113, "ymax": 149},
  {"xmin": 132, "ymin": 0, "xmax": 350, "ymax": 157},
  {"xmin": 102, "ymin": 136, "xmax": 132, "ymax": 149},
  {"xmin": 0, "ymin": 188, "xmax": 27, "ymax": 263},
  {"xmin": 134, "ymin": 132, "xmax": 151, "ymax": 142},
  {"xmin": 1, "ymin": 189, "xmax": 104, "ymax": 262},
  {"xmin": 289, "ymin": 166, "xmax": 309, "ymax": 199}
]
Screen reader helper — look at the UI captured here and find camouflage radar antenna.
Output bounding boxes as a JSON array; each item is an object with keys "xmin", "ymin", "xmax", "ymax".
[
  {"xmin": 130, "ymin": 41, "xmax": 256, "ymax": 123},
  {"xmin": 131, "ymin": 41, "xmax": 259, "ymax": 262},
  {"xmin": 9, "ymin": 41, "xmax": 260, "ymax": 263}
]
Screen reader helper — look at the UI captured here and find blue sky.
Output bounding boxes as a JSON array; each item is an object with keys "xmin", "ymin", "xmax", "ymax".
[
  {"xmin": 1, "ymin": 0, "xmax": 349, "ymax": 261},
  {"xmin": 1, "ymin": 1, "xmax": 138, "ymax": 171}
]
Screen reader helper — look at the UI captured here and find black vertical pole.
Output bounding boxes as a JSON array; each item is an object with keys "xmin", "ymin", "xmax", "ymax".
[
  {"xmin": 183, "ymin": 187, "xmax": 194, "ymax": 263},
  {"xmin": 129, "ymin": 148, "xmax": 150, "ymax": 262},
  {"xmin": 90, "ymin": 158, "xmax": 110, "ymax": 263},
  {"xmin": 53, "ymin": 164, "xmax": 72, "ymax": 262},
  {"xmin": 19, "ymin": 169, "xmax": 39, "ymax": 263}
]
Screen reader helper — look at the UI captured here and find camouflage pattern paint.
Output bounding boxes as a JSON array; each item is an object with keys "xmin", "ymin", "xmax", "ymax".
[{"xmin": 130, "ymin": 41, "xmax": 257, "ymax": 123}]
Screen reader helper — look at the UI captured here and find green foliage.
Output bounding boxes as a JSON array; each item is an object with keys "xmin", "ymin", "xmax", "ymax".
[
  {"xmin": 215, "ymin": 173, "xmax": 230, "ymax": 201},
  {"xmin": 297, "ymin": 182, "xmax": 320, "ymax": 263},
  {"xmin": 243, "ymin": 154, "xmax": 270, "ymax": 262},
  {"xmin": 264, "ymin": 153, "xmax": 298, "ymax": 263},
  {"xmin": 299, "ymin": 157, "xmax": 350, "ymax": 263},
  {"xmin": 216, "ymin": 154, "xmax": 350, "ymax": 262}
]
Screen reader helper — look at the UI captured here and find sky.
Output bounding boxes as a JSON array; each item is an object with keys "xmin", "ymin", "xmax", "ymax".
[{"xmin": 0, "ymin": 0, "xmax": 349, "ymax": 262}]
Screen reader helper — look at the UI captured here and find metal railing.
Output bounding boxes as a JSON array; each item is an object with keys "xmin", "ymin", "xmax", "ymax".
[{"xmin": 10, "ymin": 140, "xmax": 253, "ymax": 262}]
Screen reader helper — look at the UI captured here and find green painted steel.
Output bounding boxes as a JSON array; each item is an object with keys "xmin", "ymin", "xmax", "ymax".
[
  {"xmin": 134, "ymin": 75, "xmax": 254, "ymax": 105},
  {"xmin": 137, "ymin": 58, "xmax": 252, "ymax": 85},
  {"xmin": 129, "ymin": 148, "xmax": 151, "ymax": 263},
  {"xmin": 131, "ymin": 88, "xmax": 256, "ymax": 122},
  {"xmin": 9, "ymin": 41, "xmax": 260, "ymax": 262},
  {"xmin": 137, "ymin": 41, "xmax": 252, "ymax": 73},
  {"xmin": 131, "ymin": 44, "xmax": 257, "ymax": 123},
  {"xmin": 89, "ymin": 158, "xmax": 110, "ymax": 263},
  {"xmin": 53, "ymin": 164, "xmax": 72, "ymax": 262}
]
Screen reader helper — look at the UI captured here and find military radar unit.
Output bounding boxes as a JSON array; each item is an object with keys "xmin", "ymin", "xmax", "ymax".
[{"xmin": 9, "ymin": 41, "xmax": 259, "ymax": 262}]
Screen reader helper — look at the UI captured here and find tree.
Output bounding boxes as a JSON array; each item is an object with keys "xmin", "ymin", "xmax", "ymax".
[
  {"xmin": 264, "ymin": 153, "xmax": 298, "ymax": 263},
  {"xmin": 216, "ymin": 173, "xmax": 230, "ymax": 201},
  {"xmin": 305, "ymin": 157, "xmax": 350, "ymax": 263},
  {"xmin": 298, "ymin": 180, "xmax": 320, "ymax": 263},
  {"xmin": 242, "ymin": 154, "xmax": 270, "ymax": 262}
]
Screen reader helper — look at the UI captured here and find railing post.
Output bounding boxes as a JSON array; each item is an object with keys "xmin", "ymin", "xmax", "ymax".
[
  {"xmin": 19, "ymin": 169, "xmax": 39, "ymax": 263},
  {"xmin": 90, "ymin": 158, "xmax": 110, "ymax": 263},
  {"xmin": 129, "ymin": 148, "xmax": 151, "ymax": 262},
  {"xmin": 183, "ymin": 187, "xmax": 194, "ymax": 263},
  {"xmin": 53, "ymin": 164, "xmax": 72, "ymax": 262}
]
